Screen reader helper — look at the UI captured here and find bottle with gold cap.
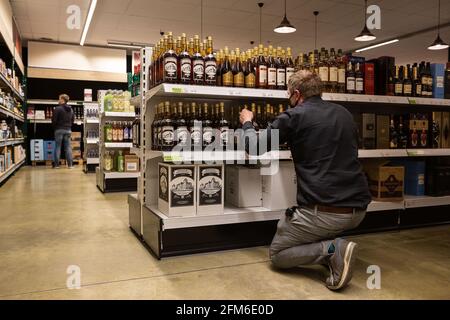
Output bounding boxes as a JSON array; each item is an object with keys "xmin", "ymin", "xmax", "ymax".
[
  {"xmin": 232, "ymin": 48, "xmax": 245, "ymax": 88},
  {"xmin": 244, "ymin": 49, "xmax": 256, "ymax": 88},
  {"xmin": 276, "ymin": 47, "xmax": 286, "ymax": 90},
  {"xmin": 216, "ymin": 49, "xmax": 223, "ymax": 86},
  {"xmin": 221, "ymin": 47, "xmax": 233, "ymax": 87},
  {"xmin": 204, "ymin": 36, "xmax": 217, "ymax": 86},
  {"xmin": 256, "ymin": 44, "xmax": 267, "ymax": 89},
  {"xmin": 163, "ymin": 32, "xmax": 178, "ymax": 83},
  {"xmin": 267, "ymin": 46, "xmax": 277, "ymax": 89},
  {"xmin": 178, "ymin": 33, "xmax": 192, "ymax": 84},
  {"xmin": 159, "ymin": 35, "xmax": 168, "ymax": 85},
  {"xmin": 192, "ymin": 35, "xmax": 205, "ymax": 85},
  {"xmin": 285, "ymin": 47, "xmax": 295, "ymax": 85}
]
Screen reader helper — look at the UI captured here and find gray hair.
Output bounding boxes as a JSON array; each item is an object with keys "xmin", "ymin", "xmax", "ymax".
[
  {"xmin": 59, "ymin": 94, "xmax": 70, "ymax": 103},
  {"xmin": 287, "ymin": 70, "xmax": 323, "ymax": 99}
]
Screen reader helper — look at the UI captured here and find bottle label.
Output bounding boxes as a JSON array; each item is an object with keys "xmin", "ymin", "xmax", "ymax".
[
  {"xmin": 123, "ymin": 127, "xmax": 128, "ymax": 141},
  {"xmin": 346, "ymin": 77, "xmax": 355, "ymax": 91},
  {"xmin": 421, "ymin": 77, "xmax": 427, "ymax": 85},
  {"xmin": 193, "ymin": 59, "xmax": 204, "ymax": 80},
  {"xmin": 286, "ymin": 67, "xmax": 295, "ymax": 84},
  {"xmin": 176, "ymin": 126, "xmax": 189, "ymax": 144},
  {"xmin": 162, "ymin": 126, "xmax": 174, "ymax": 146},
  {"xmin": 220, "ymin": 126, "xmax": 229, "ymax": 146},
  {"xmin": 356, "ymin": 78, "xmax": 364, "ymax": 92},
  {"xmin": 416, "ymin": 84, "xmax": 422, "ymax": 95},
  {"xmin": 338, "ymin": 68, "xmax": 346, "ymax": 84},
  {"xmin": 180, "ymin": 58, "xmax": 192, "ymax": 81},
  {"xmin": 112, "ymin": 129, "xmax": 118, "ymax": 141},
  {"xmin": 268, "ymin": 68, "xmax": 277, "ymax": 85},
  {"xmin": 258, "ymin": 65, "xmax": 267, "ymax": 84},
  {"xmin": 191, "ymin": 127, "xmax": 202, "ymax": 145},
  {"xmin": 329, "ymin": 67, "xmax": 338, "ymax": 82},
  {"xmin": 234, "ymin": 72, "xmax": 245, "ymax": 87},
  {"xmin": 277, "ymin": 69, "xmax": 286, "ymax": 86},
  {"xmin": 164, "ymin": 57, "xmax": 178, "ymax": 80},
  {"xmin": 205, "ymin": 61, "xmax": 217, "ymax": 82},
  {"xmin": 222, "ymin": 71, "xmax": 233, "ymax": 86},
  {"xmin": 403, "ymin": 84, "xmax": 412, "ymax": 95},
  {"xmin": 428, "ymin": 77, "xmax": 433, "ymax": 86},
  {"xmin": 203, "ymin": 127, "xmax": 213, "ymax": 146},
  {"xmin": 157, "ymin": 128, "xmax": 162, "ymax": 145},
  {"xmin": 245, "ymin": 73, "xmax": 256, "ymax": 88},
  {"xmin": 107, "ymin": 129, "xmax": 113, "ymax": 142},
  {"xmin": 319, "ymin": 67, "xmax": 329, "ymax": 82},
  {"xmin": 395, "ymin": 84, "xmax": 403, "ymax": 94}
]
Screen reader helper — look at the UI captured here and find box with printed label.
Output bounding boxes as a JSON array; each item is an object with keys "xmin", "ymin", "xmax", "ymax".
[
  {"xmin": 364, "ymin": 160, "xmax": 404, "ymax": 201},
  {"xmin": 361, "ymin": 113, "xmax": 376, "ymax": 149},
  {"xmin": 34, "ymin": 110, "xmax": 46, "ymax": 120},
  {"xmin": 391, "ymin": 160, "xmax": 425, "ymax": 196},
  {"xmin": 196, "ymin": 164, "xmax": 224, "ymax": 215},
  {"xmin": 432, "ymin": 112, "xmax": 442, "ymax": 148},
  {"xmin": 226, "ymin": 166, "xmax": 262, "ymax": 208},
  {"xmin": 125, "ymin": 155, "xmax": 139, "ymax": 172},
  {"xmin": 376, "ymin": 115, "xmax": 390, "ymax": 149},
  {"xmin": 431, "ymin": 63, "xmax": 445, "ymax": 99},
  {"xmin": 158, "ymin": 163, "xmax": 196, "ymax": 217},
  {"xmin": 262, "ymin": 161, "xmax": 297, "ymax": 210},
  {"xmin": 30, "ymin": 139, "xmax": 44, "ymax": 161},
  {"xmin": 71, "ymin": 132, "xmax": 82, "ymax": 141}
]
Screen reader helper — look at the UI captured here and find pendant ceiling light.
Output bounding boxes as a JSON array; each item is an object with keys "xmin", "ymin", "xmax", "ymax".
[
  {"xmin": 258, "ymin": 2, "xmax": 264, "ymax": 44},
  {"xmin": 428, "ymin": 0, "xmax": 449, "ymax": 50},
  {"xmin": 274, "ymin": 0, "xmax": 296, "ymax": 33},
  {"xmin": 354, "ymin": 0, "xmax": 376, "ymax": 42},
  {"xmin": 314, "ymin": 11, "xmax": 319, "ymax": 49}
]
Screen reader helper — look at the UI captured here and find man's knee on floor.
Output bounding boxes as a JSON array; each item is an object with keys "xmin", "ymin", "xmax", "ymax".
[{"xmin": 269, "ymin": 250, "xmax": 290, "ymax": 269}]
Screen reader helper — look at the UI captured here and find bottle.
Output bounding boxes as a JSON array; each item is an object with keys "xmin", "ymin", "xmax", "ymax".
[
  {"xmin": 412, "ymin": 64, "xmax": 422, "ymax": 97},
  {"xmin": 161, "ymin": 101, "xmax": 175, "ymax": 151},
  {"xmin": 218, "ymin": 102, "xmax": 229, "ymax": 149},
  {"xmin": 387, "ymin": 66, "xmax": 395, "ymax": 96},
  {"xmin": 267, "ymin": 46, "xmax": 277, "ymax": 89},
  {"xmin": 232, "ymin": 49, "xmax": 245, "ymax": 88},
  {"xmin": 104, "ymin": 90, "xmax": 113, "ymax": 112},
  {"xmin": 189, "ymin": 102, "xmax": 202, "ymax": 149},
  {"xmin": 394, "ymin": 66, "xmax": 403, "ymax": 96},
  {"xmin": 104, "ymin": 151, "xmax": 112, "ymax": 172},
  {"xmin": 256, "ymin": 44, "xmax": 267, "ymax": 89},
  {"xmin": 355, "ymin": 62, "xmax": 364, "ymax": 94},
  {"xmin": 118, "ymin": 121, "xmax": 124, "ymax": 142},
  {"xmin": 192, "ymin": 35, "xmax": 204, "ymax": 85},
  {"xmin": 111, "ymin": 121, "xmax": 118, "ymax": 142},
  {"xmin": 175, "ymin": 102, "xmax": 189, "ymax": 146},
  {"xmin": 202, "ymin": 103, "xmax": 213, "ymax": 148},
  {"xmin": 337, "ymin": 49, "xmax": 346, "ymax": 93},
  {"xmin": 216, "ymin": 50, "xmax": 223, "ymax": 86},
  {"xmin": 419, "ymin": 62, "xmax": 427, "ymax": 97},
  {"xmin": 328, "ymin": 48, "xmax": 338, "ymax": 93},
  {"xmin": 403, "ymin": 64, "xmax": 413, "ymax": 97},
  {"xmin": 313, "ymin": 50, "xmax": 320, "ymax": 75},
  {"xmin": 426, "ymin": 62, "xmax": 433, "ymax": 97},
  {"xmin": 389, "ymin": 119, "xmax": 398, "ymax": 149},
  {"xmin": 178, "ymin": 33, "xmax": 192, "ymax": 84},
  {"xmin": 346, "ymin": 61, "xmax": 355, "ymax": 94},
  {"xmin": 244, "ymin": 49, "xmax": 256, "ymax": 88},
  {"xmin": 221, "ymin": 47, "xmax": 233, "ymax": 87},
  {"xmin": 285, "ymin": 47, "xmax": 295, "ymax": 85},
  {"xmin": 204, "ymin": 36, "xmax": 217, "ymax": 86},
  {"xmin": 256, "ymin": 104, "xmax": 263, "ymax": 129},
  {"xmin": 106, "ymin": 121, "xmax": 113, "ymax": 142},
  {"xmin": 398, "ymin": 117, "xmax": 408, "ymax": 148},
  {"xmin": 276, "ymin": 47, "xmax": 286, "ymax": 90},
  {"xmin": 117, "ymin": 151, "xmax": 124, "ymax": 172},
  {"xmin": 159, "ymin": 35, "xmax": 168, "ymax": 85},
  {"xmin": 250, "ymin": 103, "xmax": 260, "ymax": 131},
  {"xmin": 318, "ymin": 50, "xmax": 329, "ymax": 92}
]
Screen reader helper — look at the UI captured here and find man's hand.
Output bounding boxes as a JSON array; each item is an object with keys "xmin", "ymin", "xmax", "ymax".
[{"xmin": 240, "ymin": 108, "xmax": 254, "ymax": 125}]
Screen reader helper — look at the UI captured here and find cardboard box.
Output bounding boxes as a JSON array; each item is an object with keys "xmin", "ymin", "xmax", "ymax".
[
  {"xmin": 431, "ymin": 63, "xmax": 445, "ymax": 99},
  {"xmin": 125, "ymin": 155, "xmax": 139, "ymax": 172},
  {"xmin": 376, "ymin": 115, "xmax": 390, "ymax": 149},
  {"xmin": 362, "ymin": 113, "xmax": 376, "ymax": 149},
  {"xmin": 71, "ymin": 132, "xmax": 82, "ymax": 141},
  {"xmin": 226, "ymin": 166, "xmax": 262, "ymax": 208},
  {"xmin": 84, "ymin": 89, "xmax": 93, "ymax": 102},
  {"xmin": 364, "ymin": 63, "xmax": 375, "ymax": 95},
  {"xmin": 369, "ymin": 56, "xmax": 395, "ymax": 95},
  {"xmin": 196, "ymin": 164, "xmax": 224, "ymax": 216},
  {"xmin": 364, "ymin": 161, "xmax": 404, "ymax": 201},
  {"xmin": 262, "ymin": 161, "xmax": 297, "ymax": 210},
  {"xmin": 426, "ymin": 166, "xmax": 450, "ymax": 196},
  {"xmin": 408, "ymin": 114, "xmax": 429, "ymax": 148},
  {"xmin": 442, "ymin": 112, "xmax": 450, "ymax": 148},
  {"xmin": 34, "ymin": 110, "xmax": 46, "ymax": 120},
  {"xmin": 158, "ymin": 163, "xmax": 196, "ymax": 217},
  {"xmin": 30, "ymin": 139, "xmax": 44, "ymax": 161},
  {"xmin": 432, "ymin": 112, "xmax": 442, "ymax": 148},
  {"xmin": 445, "ymin": 62, "xmax": 450, "ymax": 99}
]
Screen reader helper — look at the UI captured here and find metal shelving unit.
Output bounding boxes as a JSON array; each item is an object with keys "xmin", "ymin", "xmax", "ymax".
[
  {"xmin": 83, "ymin": 102, "xmax": 100, "ymax": 173},
  {"xmin": 0, "ymin": 159, "xmax": 25, "ymax": 185},
  {"xmin": 0, "ymin": 106, "xmax": 24, "ymax": 122},
  {"xmin": 0, "ymin": 72, "xmax": 24, "ymax": 102},
  {"xmin": 0, "ymin": 138, "xmax": 24, "ymax": 147}
]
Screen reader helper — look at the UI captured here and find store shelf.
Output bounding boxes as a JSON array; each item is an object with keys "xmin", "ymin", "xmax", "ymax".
[
  {"xmin": 103, "ymin": 112, "xmax": 136, "ymax": 118},
  {"xmin": 322, "ymin": 93, "xmax": 450, "ymax": 106},
  {"xmin": 406, "ymin": 97, "xmax": 450, "ymax": 106},
  {"xmin": 0, "ymin": 72, "xmax": 24, "ymax": 102},
  {"xmin": 367, "ymin": 200, "xmax": 405, "ymax": 212},
  {"xmin": 404, "ymin": 195, "xmax": 450, "ymax": 209},
  {"xmin": 131, "ymin": 95, "xmax": 142, "ymax": 107},
  {"xmin": 358, "ymin": 149, "xmax": 409, "ymax": 158},
  {"xmin": 28, "ymin": 118, "xmax": 51, "ymax": 124},
  {"xmin": 86, "ymin": 138, "xmax": 99, "ymax": 144},
  {"xmin": 104, "ymin": 172, "xmax": 140, "ymax": 179},
  {"xmin": 406, "ymin": 149, "xmax": 450, "ymax": 157},
  {"xmin": 104, "ymin": 142, "xmax": 133, "ymax": 148},
  {"xmin": 130, "ymin": 147, "xmax": 142, "ymax": 157},
  {"xmin": 0, "ymin": 106, "xmax": 24, "ymax": 122},
  {"xmin": 86, "ymin": 158, "xmax": 100, "ymax": 165},
  {"xmin": 86, "ymin": 119, "xmax": 99, "ymax": 124},
  {"xmin": 0, "ymin": 159, "xmax": 25, "ymax": 184},
  {"xmin": 0, "ymin": 139, "xmax": 24, "ymax": 147},
  {"xmin": 147, "ymin": 205, "xmax": 283, "ymax": 230},
  {"xmin": 27, "ymin": 99, "xmax": 83, "ymax": 106}
]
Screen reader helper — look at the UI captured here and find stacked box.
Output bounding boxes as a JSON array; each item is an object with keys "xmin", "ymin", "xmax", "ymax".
[
  {"xmin": 13, "ymin": 145, "xmax": 25, "ymax": 163},
  {"xmin": 430, "ymin": 63, "xmax": 445, "ymax": 99},
  {"xmin": 125, "ymin": 155, "xmax": 139, "ymax": 172},
  {"xmin": 44, "ymin": 141, "xmax": 56, "ymax": 161},
  {"xmin": 226, "ymin": 166, "xmax": 262, "ymax": 208},
  {"xmin": 0, "ymin": 154, "xmax": 4, "ymax": 173},
  {"xmin": 158, "ymin": 163, "xmax": 196, "ymax": 217},
  {"xmin": 364, "ymin": 160, "xmax": 404, "ymax": 201},
  {"xmin": 262, "ymin": 161, "xmax": 297, "ymax": 210},
  {"xmin": 196, "ymin": 164, "xmax": 224, "ymax": 216},
  {"xmin": 30, "ymin": 139, "xmax": 44, "ymax": 161}
]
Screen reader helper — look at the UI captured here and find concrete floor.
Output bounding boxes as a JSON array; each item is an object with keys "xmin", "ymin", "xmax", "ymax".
[{"xmin": 0, "ymin": 166, "xmax": 449, "ymax": 300}]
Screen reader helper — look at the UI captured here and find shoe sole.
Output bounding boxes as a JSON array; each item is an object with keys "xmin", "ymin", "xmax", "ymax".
[{"xmin": 327, "ymin": 242, "xmax": 358, "ymax": 290}]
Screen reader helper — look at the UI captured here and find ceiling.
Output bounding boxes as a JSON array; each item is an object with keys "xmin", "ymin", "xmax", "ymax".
[{"xmin": 10, "ymin": 0, "xmax": 450, "ymax": 64}]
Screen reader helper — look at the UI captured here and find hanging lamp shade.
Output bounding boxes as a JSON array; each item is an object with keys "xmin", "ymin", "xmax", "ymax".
[
  {"xmin": 428, "ymin": 34, "xmax": 449, "ymax": 50},
  {"xmin": 274, "ymin": 0, "xmax": 296, "ymax": 34},
  {"xmin": 354, "ymin": 0, "xmax": 376, "ymax": 42}
]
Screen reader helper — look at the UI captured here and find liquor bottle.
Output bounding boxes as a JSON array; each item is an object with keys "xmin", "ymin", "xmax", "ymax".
[
  {"xmin": 178, "ymin": 33, "xmax": 192, "ymax": 84},
  {"xmin": 204, "ymin": 36, "xmax": 217, "ymax": 86},
  {"xmin": 163, "ymin": 32, "xmax": 178, "ymax": 83},
  {"xmin": 419, "ymin": 62, "xmax": 427, "ymax": 97},
  {"xmin": 250, "ymin": 103, "xmax": 260, "ymax": 131},
  {"xmin": 389, "ymin": 119, "xmax": 398, "ymax": 149},
  {"xmin": 412, "ymin": 63, "xmax": 422, "ymax": 97},
  {"xmin": 202, "ymin": 103, "xmax": 213, "ymax": 148},
  {"xmin": 318, "ymin": 50, "xmax": 329, "ymax": 92},
  {"xmin": 355, "ymin": 62, "xmax": 364, "ymax": 94},
  {"xmin": 426, "ymin": 62, "xmax": 433, "ymax": 97},
  {"xmin": 346, "ymin": 61, "xmax": 355, "ymax": 94},
  {"xmin": 256, "ymin": 105, "xmax": 263, "ymax": 129},
  {"xmin": 218, "ymin": 102, "xmax": 229, "ymax": 149},
  {"xmin": 189, "ymin": 102, "xmax": 202, "ymax": 149},
  {"xmin": 403, "ymin": 64, "xmax": 413, "ymax": 97},
  {"xmin": 175, "ymin": 102, "xmax": 189, "ymax": 146},
  {"xmin": 161, "ymin": 101, "xmax": 175, "ymax": 151},
  {"xmin": 159, "ymin": 35, "xmax": 168, "ymax": 85},
  {"xmin": 285, "ymin": 47, "xmax": 295, "ymax": 85},
  {"xmin": 398, "ymin": 116, "xmax": 408, "ymax": 148},
  {"xmin": 267, "ymin": 46, "xmax": 277, "ymax": 89},
  {"xmin": 387, "ymin": 66, "xmax": 395, "ymax": 96},
  {"xmin": 118, "ymin": 121, "xmax": 124, "ymax": 142},
  {"xmin": 221, "ymin": 47, "xmax": 233, "ymax": 87},
  {"xmin": 192, "ymin": 35, "xmax": 205, "ymax": 85},
  {"xmin": 155, "ymin": 103, "xmax": 163, "ymax": 150},
  {"xmin": 313, "ymin": 49, "xmax": 320, "ymax": 75},
  {"xmin": 232, "ymin": 49, "xmax": 245, "ymax": 88},
  {"xmin": 117, "ymin": 150, "xmax": 124, "ymax": 172},
  {"xmin": 276, "ymin": 47, "xmax": 286, "ymax": 90},
  {"xmin": 176, "ymin": 36, "xmax": 181, "ymax": 55},
  {"xmin": 216, "ymin": 50, "xmax": 223, "ymax": 87},
  {"xmin": 337, "ymin": 49, "xmax": 346, "ymax": 93},
  {"xmin": 244, "ymin": 49, "xmax": 256, "ymax": 88},
  {"xmin": 328, "ymin": 48, "xmax": 338, "ymax": 93},
  {"xmin": 394, "ymin": 66, "xmax": 403, "ymax": 96},
  {"xmin": 256, "ymin": 44, "xmax": 267, "ymax": 89}
]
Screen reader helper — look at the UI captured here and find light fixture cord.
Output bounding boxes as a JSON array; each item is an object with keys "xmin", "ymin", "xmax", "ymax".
[
  {"xmin": 284, "ymin": 0, "xmax": 287, "ymax": 16},
  {"xmin": 315, "ymin": 14, "xmax": 317, "ymax": 49},
  {"xmin": 201, "ymin": 0, "xmax": 203, "ymax": 40},
  {"xmin": 364, "ymin": 0, "xmax": 367, "ymax": 24},
  {"xmin": 260, "ymin": 6, "xmax": 262, "ymax": 44},
  {"xmin": 437, "ymin": 0, "xmax": 440, "ymax": 34}
]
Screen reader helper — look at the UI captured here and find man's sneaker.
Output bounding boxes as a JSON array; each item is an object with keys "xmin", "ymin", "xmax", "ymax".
[
  {"xmin": 53, "ymin": 166, "xmax": 60, "ymax": 169},
  {"xmin": 326, "ymin": 238, "xmax": 358, "ymax": 291},
  {"xmin": 68, "ymin": 166, "xmax": 75, "ymax": 169}
]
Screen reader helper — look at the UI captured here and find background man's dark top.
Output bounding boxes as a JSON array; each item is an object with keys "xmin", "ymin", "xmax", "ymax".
[
  {"xmin": 52, "ymin": 104, "xmax": 74, "ymax": 131},
  {"xmin": 243, "ymin": 96, "xmax": 372, "ymax": 209}
]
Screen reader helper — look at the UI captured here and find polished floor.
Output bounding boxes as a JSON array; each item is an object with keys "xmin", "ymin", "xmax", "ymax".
[{"xmin": 0, "ymin": 166, "xmax": 449, "ymax": 300}]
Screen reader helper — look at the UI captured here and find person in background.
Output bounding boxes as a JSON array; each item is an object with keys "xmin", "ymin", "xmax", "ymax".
[
  {"xmin": 239, "ymin": 70, "xmax": 372, "ymax": 291},
  {"xmin": 52, "ymin": 94, "xmax": 74, "ymax": 169}
]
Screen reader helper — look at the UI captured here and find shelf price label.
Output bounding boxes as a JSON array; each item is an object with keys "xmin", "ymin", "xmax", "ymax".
[
  {"xmin": 171, "ymin": 87, "xmax": 184, "ymax": 94},
  {"xmin": 408, "ymin": 99, "xmax": 417, "ymax": 105}
]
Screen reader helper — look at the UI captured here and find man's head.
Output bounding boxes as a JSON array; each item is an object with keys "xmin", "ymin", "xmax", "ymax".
[
  {"xmin": 287, "ymin": 70, "xmax": 323, "ymax": 107},
  {"xmin": 58, "ymin": 94, "xmax": 70, "ymax": 105}
]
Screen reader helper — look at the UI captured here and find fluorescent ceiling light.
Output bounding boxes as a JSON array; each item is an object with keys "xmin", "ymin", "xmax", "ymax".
[
  {"xmin": 355, "ymin": 39, "xmax": 399, "ymax": 52},
  {"xmin": 80, "ymin": 0, "xmax": 98, "ymax": 46},
  {"xmin": 107, "ymin": 41, "xmax": 152, "ymax": 49}
]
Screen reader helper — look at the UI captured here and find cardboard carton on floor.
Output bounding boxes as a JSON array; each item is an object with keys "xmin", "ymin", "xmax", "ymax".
[
  {"xmin": 158, "ymin": 163, "xmax": 196, "ymax": 217},
  {"xmin": 226, "ymin": 165, "xmax": 262, "ymax": 208},
  {"xmin": 262, "ymin": 161, "xmax": 297, "ymax": 210},
  {"xmin": 125, "ymin": 155, "xmax": 139, "ymax": 172},
  {"xmin": 364, "ymin": 160, "xmax": 404, "ymax": 201},
  {"xmin": 196, "ymin": 164, "xmax": 224, "ymax": 216}
]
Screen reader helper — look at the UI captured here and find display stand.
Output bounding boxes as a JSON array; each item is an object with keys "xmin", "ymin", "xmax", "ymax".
[{"xmin": 83, "ymin": 101, "xmax": 100, "ymax": 173}]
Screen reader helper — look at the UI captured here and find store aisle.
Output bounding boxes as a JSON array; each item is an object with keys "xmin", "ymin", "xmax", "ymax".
[{"xmin": 0, "ymin": 167, "xmax": 449, "ymax": 300}]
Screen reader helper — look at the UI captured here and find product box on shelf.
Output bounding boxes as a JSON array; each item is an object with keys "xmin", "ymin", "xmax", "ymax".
[
  {"xmin": 408, "ymin": 114, "xmax": 429, "ymax": 149},
  {"xmin": 84, "ymin": 89, "xmax": 93, "ymax": 102},
  {"xmin": 364, "ymin": 63, "xmax": 375, "ymax": 95},
  {"xmin": 426, "ymin": 166, "xmax": 450, "ymax": 196},
  {"xmin": 391, "ymin": 160, "xmax": 425, "ymax": 196},
  {"xmin": 125, "ymin": 155, "xmax": 139, "ymax": 172},
  {"xmin": 34, "ymin": 110, "xmax": 46, "ymax": 120},
  {"xmin": 430, "ymin": 63, "xmax": 445, "ymax": 99},
  {"xmin": 432, "ymin": 112, "xmax": 442, "ymax": 148},
  {"xmin": 375, "ymin": 56, "xmax": 395, "ymax": 95},
  {"xmin": 196, "ymin": 164, "xmax": 224, "ymax": 216},
  {"xmin": 441, "ymin": 112, "xmax": 450, "ymax": 148},
  {"xmin": 262, "ymin": 161, "xmax": 297, "ymax": 210},
  {"xmin": 158, "ymin": 163, "xmax": 196, "ymax": 217},
  {"xmin": 376, "ymin": 115, "xmax": 390, "ymax": 149},
  {"xmin": 445, "ymin": 62, "xmax": 450, "ymax": 99},
  {"xmin": 225, "ymin": 165, "xmax": 262, "ymax": 208},
  {"xmin": 13, "ymin": 145, "xmax": 24, "ymax": 163},
  {"xmin": 27, "ymin": 107, "xmax": 35, "ymax": 118},
  {"xmin": 44, "ymin": 141, "xmax": 56, "ymax": 161},
  {"xmin": 364, "ymin": 160, "xmax": 404, "ymax": 201},
  {"xmin": 361, "ymin": 113, "xmax": 376, "ymax": 149},
  {"xmin": 30, "ymin": 139, "xmax": 44, "ymax": 161}
]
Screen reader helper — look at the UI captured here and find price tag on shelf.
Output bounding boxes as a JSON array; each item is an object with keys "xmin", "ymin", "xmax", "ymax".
[{"xmin": 171, "ymin": 87, "xmax": 184, "ymax": 94}]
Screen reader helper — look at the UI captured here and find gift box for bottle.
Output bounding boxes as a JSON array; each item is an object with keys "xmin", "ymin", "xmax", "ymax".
[
  {"xmin": 426, "ymin": 166, "xmax": 450, "ymax": 196},
  {"xmin": 364, "ymin": 160, "xmax": 404, "ymax": 201},
  {"xmin": 430, "ymin": 63, "xmax": 445, "ymax": 99},
  {"xmin": 125, "ymin": 155, "xmax": 139, "ymax": 172},
  {"xmin": 391, "ymin": 160, "xmax": 425, "ymax": 196},
  {"xmin": 196, "ymin": 164, "xmax": 224, "ymax": 216},
  {"xmin": 361, "ymin": 113, "xmax": 376, "ymax": 149},
  {"xmin": 376, "ymin": 115, "xmax": 390, "ymax": 149}
]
